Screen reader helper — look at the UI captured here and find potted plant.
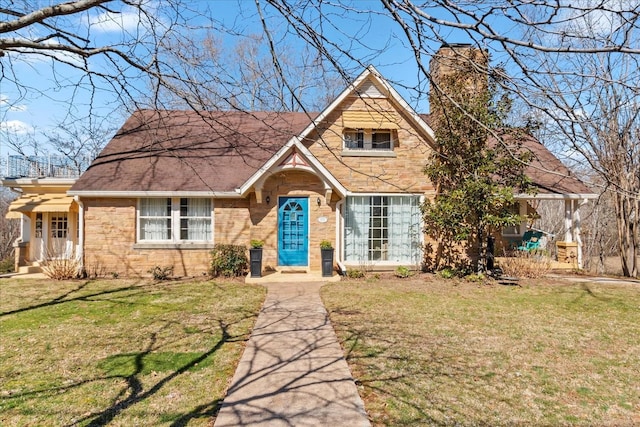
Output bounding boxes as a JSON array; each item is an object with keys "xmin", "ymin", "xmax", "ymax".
[
  {"xmin": 249, "ymin": 239, "xmax": 264, "ymax": 278},
  {"xmin": 320, "ymin": 240, "xmax": 334, "ymax": 277}
]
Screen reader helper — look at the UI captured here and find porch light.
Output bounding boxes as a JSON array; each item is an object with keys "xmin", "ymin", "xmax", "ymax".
[
  {"xmin": 316, "ymin": 197, "xmax": 321, "ymax": 206},
  {"xmin": 265, "ymin": 196, "xmax": 270, "ymax": 205}
]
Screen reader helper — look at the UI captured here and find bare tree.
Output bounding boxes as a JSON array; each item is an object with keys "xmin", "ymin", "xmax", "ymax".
[
  {"xmin": 0, "ymin": 188, "xmax": 19, "ymax": 268},
  {"xmin": 153, "ymin": 32, "xmax": 342, "ymax": 112},
  {"xmin": 2, "ymin": 1, "xmax": 639, "ymax": 275},
  {"xmin": 517, "ymin": 6, "xmax": 640, "ymax": 277},
  {"xmin": 260, "ymin": 0, "xmax": 639, "ymax": 276}
]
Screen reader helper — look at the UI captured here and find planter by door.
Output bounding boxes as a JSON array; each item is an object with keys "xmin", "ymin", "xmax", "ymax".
[
  {"xmin": 249, "ymin": 248, "xmax": 263, "ymax": 278},
  {"xmin": 321, "ymin": 248, "xmax": 334, "ymax": 277}
]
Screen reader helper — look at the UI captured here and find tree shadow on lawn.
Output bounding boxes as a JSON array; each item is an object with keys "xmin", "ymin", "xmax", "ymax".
[
  {"xmin": 337, "ymin": 322, "xmax": 526, "ymax": 426},
  {"xmin": 69, "ymin": 316, "xmax": 253, "ymax": 427},
  {"xmin": 0, "ymin": 280, "xmax": 155, "ymax": 317},
  {"xmin": 1, "ymin": 315, "xmax": 253, "ymax": 426}
]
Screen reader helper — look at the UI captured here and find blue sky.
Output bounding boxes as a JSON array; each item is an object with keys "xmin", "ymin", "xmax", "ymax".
[{"xmin": 0, "ymin": 1, "xmax": 498, "ymax": 159}]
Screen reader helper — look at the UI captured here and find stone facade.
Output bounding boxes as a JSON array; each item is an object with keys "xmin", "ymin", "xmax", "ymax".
[
  {"xmin": 309, "ymin": 96, "xmax": 435, "ymax": 194},
  {"xmin": 80, "ymin": 85, "xmax": 435, "ymax": 277},
  {"xmin": 82, "ymin": 170, "xmax": 340, "ymax": 276},
  {"xmin": 251, "ymin": 170, "xmax": 337, "ymax": 273},
  {"xmin": 83, "ymin": 197, "xmax": 212, "ymax": 277}
]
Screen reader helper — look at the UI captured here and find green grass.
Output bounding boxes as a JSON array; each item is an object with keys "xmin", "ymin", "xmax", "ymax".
[
  {"xmin": 0, "ymin": 278, "xmax": 265, "ymax": 426},
  {"xmin": 322, "ymin": 276, "xmax": 640, "ymax": 426}
]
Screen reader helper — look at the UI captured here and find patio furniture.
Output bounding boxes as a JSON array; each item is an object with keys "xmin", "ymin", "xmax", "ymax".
[{"xmin": 518, "ymin": 230, "xmax": 543, "ymax": 251}]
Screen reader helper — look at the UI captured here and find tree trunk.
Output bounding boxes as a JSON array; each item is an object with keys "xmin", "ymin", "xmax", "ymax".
[{"xmin": 615, "ymin": 193, "xmax": 639, "ymax": 278}]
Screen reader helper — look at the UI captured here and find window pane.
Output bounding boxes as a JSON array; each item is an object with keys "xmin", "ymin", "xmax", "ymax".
[
  {"xmin": 179, "ymin": 198, "xmax": 211, "ymax": 241},
  {"xmin": 139, "ymin": 198, "xmax": 171, "ymax": 240},
  {"xmin": 344, "ymin": 196, "xmax": 369, "ymax": 261},
  {"xmin": 372, "ymin": 131, "xmax": 392, "ymax": 149},
  {"xmin": 344, "ymin": 130, "xmax": 364, "ymax": 149}
]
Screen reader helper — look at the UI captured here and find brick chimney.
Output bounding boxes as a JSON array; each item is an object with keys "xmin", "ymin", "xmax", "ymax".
[{"xmin": 429, "ymin": 43, "xmax": 489, "ymax": 115}]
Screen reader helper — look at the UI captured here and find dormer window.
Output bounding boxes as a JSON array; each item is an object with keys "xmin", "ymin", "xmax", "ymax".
[
  {"xmin": 344, "ymin": 129, "xmax": 365, "ymax": 149},
  {"xmin": 343, "ymin": 128, "xmax": 393, "ymax": 151},
  {"xmin": 372, "ymin": 130, "xmax": 392, "ymax": 150}
]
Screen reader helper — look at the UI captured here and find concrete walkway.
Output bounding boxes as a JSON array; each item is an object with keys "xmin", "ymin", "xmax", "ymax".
[{"xmin": 214, "ymin": 282, "xmax": 371, "ymax": 427}]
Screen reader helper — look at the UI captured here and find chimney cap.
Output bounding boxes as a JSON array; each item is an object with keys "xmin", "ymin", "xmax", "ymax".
[{"xmin": 439, "ymin": 42, "xmax": 476, "ymax": 49}]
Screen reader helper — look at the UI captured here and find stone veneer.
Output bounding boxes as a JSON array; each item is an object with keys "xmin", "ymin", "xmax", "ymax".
[
  {"xmin": 83, "ymin": 197, "xmax": 212, "ymax": 277},
  {"xmin": 81, "ymin": 82, "xmax": 437, "ymax": 277}
]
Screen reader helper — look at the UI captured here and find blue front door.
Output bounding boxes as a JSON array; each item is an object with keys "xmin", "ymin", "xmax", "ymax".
[{"xmin": 278, "ymin": 197, "xmax": 308, "ymax": 266}]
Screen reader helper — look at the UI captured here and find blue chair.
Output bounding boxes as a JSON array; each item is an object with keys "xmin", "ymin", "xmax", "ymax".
[{"xmin": 518, "ymin": 230, "xmax": 543, "ymax": 251}]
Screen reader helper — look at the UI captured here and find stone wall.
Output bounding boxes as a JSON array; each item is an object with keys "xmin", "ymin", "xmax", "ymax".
[
  {"xmin": 249, "ymin": 170, "xmax": 336, "ymax": 273},
  {"xmin": 83, "ymin": 197, "xmax": 212, "ymax": 278},
  {"xmin": 308, "ymin": 96, "xmax": 435, "ymax": 194}
]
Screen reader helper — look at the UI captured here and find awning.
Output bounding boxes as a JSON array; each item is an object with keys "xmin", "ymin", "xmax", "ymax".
[
  {"xmin": 342, "ymin": 110, "xmax": 399, "ymax": 129},
  {"xmin": 6, "ymin": 194, "xmax": 76, "ymax": 218},
  {"xmin": 5, "ymin": 210, "xmax": 23, "ymax": 219}
]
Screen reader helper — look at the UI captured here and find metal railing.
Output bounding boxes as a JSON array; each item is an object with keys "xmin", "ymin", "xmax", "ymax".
[{"xmin": 4, "ymin": 154, "xmax": 91, "ymax": 179}]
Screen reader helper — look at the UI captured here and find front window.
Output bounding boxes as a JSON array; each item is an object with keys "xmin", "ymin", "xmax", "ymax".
[
  {"xmin": 139, "ymin": 198, "xmax": 211, "ymax": 242},
  {"xmin": 344, "ymin": 195, "xmax": 421, "ymax": 264},
  {"xmin": 140, "ymin": 198, "xmax": 172, "ymax": 241},
  {"xmin": 343, "ymin": 128, "xmax": 393, "ymax": 151},
  {"xmin": 180, "ymin": 198, "xmax": 212, "ymax": 241}
]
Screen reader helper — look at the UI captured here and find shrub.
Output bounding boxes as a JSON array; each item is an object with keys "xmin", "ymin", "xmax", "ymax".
[
  {"xmin": 465, "ymin": 272, "xmax": 485, "ymax": 283},
  {"xmin": 210, "ymin": 244, "xmax": 248, "ymax": 277},
  {"xmin": 0, "ymin": 257, "xmax": 14, "ymax": 274},
  {"xmin": 438, "ymin": 267, "xmax": 456, "ymax": 279},
  {"xmin": 148, "ymin": 265, "xmax": 173, "ymax": 281},
  {"xmin": 250, "ymin": 239, "xmax": 264, "ymax": 249},
  {"xmin": 346, "ymin": 268, "xmax": 365, "ymax": 279},
  {"xmin": 394, "ymin": 266, "xmax": 412, "ymax": 278},
  {"xmin": 42, "ymin": 256, "xmax": 81, "ymax": 280},
  {"xmin": 500, "ymin": 250, "xmax": 552, "ymax": 279},
  {"xmin": 320, "ymin": 240, "xmax": 333, "ymax": 249}
]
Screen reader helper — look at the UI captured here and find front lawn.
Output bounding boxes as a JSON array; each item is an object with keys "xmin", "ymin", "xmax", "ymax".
[
  {"xmin": 0, "ymin": 278, "xmax": 265, "ymax": 426},
  {"xmin": 322, "ymin": 276, "xmax": 640, "ymax": 426}
]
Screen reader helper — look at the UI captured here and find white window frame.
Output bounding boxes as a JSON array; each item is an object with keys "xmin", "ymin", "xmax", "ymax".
[
  {"xmin": 343, "ymin": 128, "xmax": 394, "ymax": 151},
  {"xmin": 343, "ymin": 194, "xmax": 422, "ymax": 265},
  {"xmin": 137, "ymin": 197, "xmax": 213, "ymax": 243}
]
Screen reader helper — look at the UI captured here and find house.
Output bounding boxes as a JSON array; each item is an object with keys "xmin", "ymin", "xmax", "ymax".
[{"xmin": 3, "ymin": 45, "xmax": 597, "ymax": 278}]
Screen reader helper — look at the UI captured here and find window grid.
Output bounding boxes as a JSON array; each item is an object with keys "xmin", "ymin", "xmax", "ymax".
[
  {"xmin": 139, "ymin": 198, "xmax": 212, "ymax": 242},
  {"xmin": 369, "ymin": 196, "xmax": 389, "ymax": 260},
  {"xmin": 50, "ymin": 213, "xmax": 68, "ymax": 238},
  {"xmin": 345, "ymin": 195, "xmax": 421, "ymax": 264},
  {"xmin": 282, "ymin": 202, "xmax": 304, "ymax": 250},
  {"xmin": 343, "ymin": 128, "xmax": 393, "ymax": 151}
]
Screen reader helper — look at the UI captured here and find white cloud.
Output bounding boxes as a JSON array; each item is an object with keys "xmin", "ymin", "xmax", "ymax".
[
  {"xmin": 0, "ymin": 120, "xmax": 33, "ymax": 135},
  {"xmin": 561, "ymin": 0, "xmax": 635, "ymax": 38},
  {"xmin": 88, "ymin": 10, "xmax": 142, "ymax": 33},
  {"xmin": 0, "ymin": 96, "xmax": 28, "ymax": 113}
]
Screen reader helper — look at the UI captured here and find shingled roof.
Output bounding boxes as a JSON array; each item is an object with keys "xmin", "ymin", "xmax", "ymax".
[
  {"xmin": 71, "ymin": 110, "xmax": 316, "ymax": 193},
  {"xmin": 419, "ymin": 114, "xmax": 594, "ymax": 197},
  {"xmin": 514, "ymin": 133, "xmax": 594, "ymax": 196},
  {"xmin": 72, "ymin": 108, "xmax": 594, "ymax": 197}
]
